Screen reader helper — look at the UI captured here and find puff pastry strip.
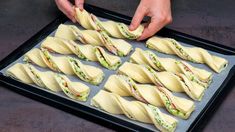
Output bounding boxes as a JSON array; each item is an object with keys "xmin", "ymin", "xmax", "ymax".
[
  {"xmin": 146, "ymin": 37, "xmax": 228, "ymax": 73},
  {"xmin": 104, "ymin": 75, "xmax": 195, "ymax": 119},
  {"xmin": 41, "ymin": 37, "xmax": 121, "ymax": 70},
  {"xmin": 6, "ymin": 63, "xmax": 90, "ymax": 101},
  {"xmin": 130, "ymin": 48, "xmax": 212, "ymax": 87},
  {"xmin": 55, "ymin": 24, "xmax": 132, "ymax": 56},
  {"xmin": 23, "ymin": 48, "xmax": 104, "ymax": 85},
  {"xmin": 118, "ymin": 62, "xmax": 205, "ymax": 101},
  {"xmin": 74, "ymin": 8, "xmax": 144, "ymax": 39},
  {"xmin": 91, "ymin": 90, "xmax": 178, "ymax": 132}
]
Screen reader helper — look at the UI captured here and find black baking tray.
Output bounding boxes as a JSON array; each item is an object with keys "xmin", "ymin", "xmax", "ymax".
[{"xmin": 0, "ymin": 4, "xmax": 235, "ymax": 132}]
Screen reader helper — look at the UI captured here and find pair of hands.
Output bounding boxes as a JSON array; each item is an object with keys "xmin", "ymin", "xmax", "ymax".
[{"xmin": 55, "ymin": 0, "xmax": 172, "ymax": 40}]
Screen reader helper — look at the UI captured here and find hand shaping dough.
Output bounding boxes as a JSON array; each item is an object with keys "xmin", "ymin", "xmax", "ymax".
[
  {"xmin": 118, "ymin": 62, "xmax": 205, "ymax": 101},
  {"xmin": 74, "ymin": 8, "xmax": 144, "ymax": 39},
  {"xmin": 41, "ymin": 37, "xmax": 122, "ymax": 70},
  {"xmin": 23, "ymin": 48, "xmax": 104, "ymax": 85},
  {"xmin": 55, "ymin": 24, "xmax": 132, "ymax": 56},
  {"xmin": 6, "ymin": 63, "xmax": 90, "ymax": 101},
  {"xmin": 146, "ymin": 37, "xmax": 228, "ymax": 73},
  {"xmin": 104, "ymin": 75, "xmax": 195, "ymax": 119},
  {"xmin": 130, "ymin": 48, "xmax": 212, "ymax": 87},
  {"xmin": 91, "ymin": 90, "xmax": 178, "ymax": 132}
]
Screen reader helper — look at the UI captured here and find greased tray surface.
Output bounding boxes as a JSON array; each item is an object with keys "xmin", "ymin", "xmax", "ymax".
[{"xmin": 1, "ymin": 18, "xmax": 235, "ymax": 132}]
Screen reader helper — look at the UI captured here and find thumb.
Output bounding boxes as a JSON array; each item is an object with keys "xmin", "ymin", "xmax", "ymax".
[
  {"xmin": 75, "ymin": 0, "xmax": 84, "ymax": 10},
  {"xmin": 129, "ymin": 3, "xmax": 147, "ymax": 31}
]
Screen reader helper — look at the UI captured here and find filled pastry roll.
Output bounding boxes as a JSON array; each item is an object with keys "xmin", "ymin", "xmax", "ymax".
[
  {"xmin": 91, "ymin": 90, "xmax": 178, "ymax": 132},
  {"xmin": 130, "ymin": 48, "xmax": 212, "ymax": 86},
  {"xmin": 55, "ymin": 74, "xmax": 90, "ymax": 101},
  {"xmin": 94, "ymin": 46, "xmax": 121, "ymax": 70},
  {"xmin": 74, "ymin": 8, "xmax": 144, "ymax": 39},
  {"xmin": 118, "ymin": 62, "xmax": 205, "ymax": 101},
  {"xmin": 41, "ymin": 37, "xmax": 97, "ymax": 61},
  {"xmin": 6, "ymin": 63, "xmax": 90, "ymax": 101},
  {"xmin": 24, "ymin": 48, "xmax": 104, "ymax": 85},
  {"xmin": 104, "ymin": 75, "xmax": 195, "ymax": 119},
  {"xmin": 146, "ymin": 37, "xmax": 228, "ymax": 73},
  {"xmin": 55, "ymin": 24, "xmax": 133, "ymax": 56}
]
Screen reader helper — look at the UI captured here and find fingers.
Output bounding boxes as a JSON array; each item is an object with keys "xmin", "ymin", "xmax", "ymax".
[
  {"xmin": 129, "ymin": 3, "xmax": 147, "ymax": 31},
  {"xmin": 137, "ymin": 17, "xmax": 165, "ymax": 41},
  {"xmin": 75, "ymin": 0, "xmax": 84, "ymax": 10},
  {"xmin": 55, "ymin": 0, "xmax": 76, "ymax": 23}
]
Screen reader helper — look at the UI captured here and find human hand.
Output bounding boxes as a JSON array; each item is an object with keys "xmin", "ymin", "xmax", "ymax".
[
  {"xmin": 55, "ymin": 0, "xmax": 84, "ymax": 23},
  {"xmin": 129, "ymin": 0, "xmax": 172, "ymax": 40}
]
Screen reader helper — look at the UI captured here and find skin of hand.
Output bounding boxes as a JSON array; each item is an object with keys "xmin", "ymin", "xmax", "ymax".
[
  {"xmin": 129, "ymin": 0, "xmax": 172, "ymax": 40},
  {"xmin": 55, "ymin": 0, "xmax": 84, "ymax": 23}
]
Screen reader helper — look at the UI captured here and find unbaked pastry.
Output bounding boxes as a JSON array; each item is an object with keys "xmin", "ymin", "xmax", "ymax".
[
  {"xmin": 104, "ymin": 75, "xmax": 195, "ymax": 119},
  {"xmin": 118, "ymin": 62, "xmax": 205, "ymax": 101},
  {"xmin": 41, "ymin": 37, "xmax": 122, "ymax": 70},
  {"xmin": 74, "ymin": 8, "xmax": 144, "ymax": 39},
  {"xmin": 146, "ymin": 37, "xmax": 228, "ymax": 73},
  {"xmin": 130, "ymin": 48, "xmax": 212, "ymax": 87},
  {"xmin": 91, "ymin": 90, "xmax": 178, "ymax": 132},
  {"xmin": 6, "ymin": 63, "xmax": 90, "ymax": 101},
  {"xmin": 55, "ymin": 24, "xmax": 132, "ymax": 56},
  {"xmin": 23, "ymin": 48, "xmax": 104, "ymax": 85}
]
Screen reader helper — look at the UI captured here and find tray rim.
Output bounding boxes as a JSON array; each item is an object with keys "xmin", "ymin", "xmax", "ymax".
[{"xmin": 0, "ymin": 3, "xmax": 235, "ymax": 132}]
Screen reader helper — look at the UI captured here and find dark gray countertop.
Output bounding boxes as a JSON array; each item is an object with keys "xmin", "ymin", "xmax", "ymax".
[{"xmin": 0, "ymin": 0, "xmax": 234, "ymax": 131}]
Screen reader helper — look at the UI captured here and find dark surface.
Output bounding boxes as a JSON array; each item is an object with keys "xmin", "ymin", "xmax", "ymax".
[{"xmin": 0, "ymin": 0, "xmax": 234, "ymax": 132}]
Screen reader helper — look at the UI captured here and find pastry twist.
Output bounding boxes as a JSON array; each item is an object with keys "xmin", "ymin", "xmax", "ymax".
[
  {"xmin": 146, "ymin": 37, "xmax": 228, "ymax": 73},
  {"xmin": 23, "ymin": 48, "xmax": 104, "ymax": 85},
  {"xmin": 74, "ymin": 8, "xmax": 144, "ymax": 39},
  {"xmin": 55, "ymin": 24, "xmax": 132, "ymax": 56},
  {"xmin": 104, "ymin": 75, "xmax": 195, "ymax": 119},
  {"xmin": 118, "ymin": 62, "xmax": 205, "ymax": 101},
  {"xmin": 41, "ymin": 37, "xmax": 121, "ymax": 70},
  {"xmin": 130, "ymin": 48, "xmax": 212, "ymax": 87},
  {"xmin": 6, "ymin": 63, "xmax": 90, "ymax": 101},
  {"xmin": 91, "ymin": 90, "xmax": 178, "ymax": 132}
]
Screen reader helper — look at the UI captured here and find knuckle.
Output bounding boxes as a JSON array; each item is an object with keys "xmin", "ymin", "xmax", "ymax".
[{"xmin": 166, "ymin": 16, "xmax": 173, "ymax": 23}]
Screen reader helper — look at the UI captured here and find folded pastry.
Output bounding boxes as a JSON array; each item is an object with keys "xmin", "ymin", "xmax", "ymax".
[
  {"xmin": 130, "ymin": 48, "xmax": 212, "ymax": 87},
  {"xmin": 91, "ymin": 90, "xmax": 178, "ymax": 132},
  {"xmin": 6, "ymin": 63, "xmax": 90, "ymax": 101},
  {"xmin": 55, "ymin": 24, "xmax": 133, "ymax": 56},
  {"xmin": 118, "ymin": 62, "xmax": 205, "ymax": 101},
  {"xmin": 41, "ymin": 37, "xmax": 121, "ymax": 70},
  {"xmin": 94, "ymin": 46, "xmax": 121, "ymax": 70},
  {"xmin": 24, "ymin": 48, "xmax": 104, "ymax": 85},
  {"xmin": 41, "ymin": 37, "xmax": 97, "ymax": 61},
  {"xmin": 74, "ymin": 8, "xmax": 144, "ymax": 39},
  {"xmin": 104, "ymin": 75, "xmax": 195, "ymax": 119},
  {"xmin": 55, "ymin": 74, "xmax": 90, "ymax": 101},
  {"xmin": 146, "ymin": 37, "xmax": 228, "ymax": 73}
]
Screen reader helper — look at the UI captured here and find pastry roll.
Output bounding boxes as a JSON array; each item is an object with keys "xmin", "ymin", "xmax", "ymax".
[
  {"xmin": 118, "ymin": 62, "xmax": 205, "ymax": 101},
  {"xmin": 41, "ymin": 37, "xmax": 121, "ymax": 70},
  {"xmin": 6, "ymin": 63, "xmax": 90, "ymax": 101},
  {"xmin": 74, "ymin": 8, "xmax": 144, "ymax": 39},
  {"xmin": 24, "ymin": 48, "xmax": 104, "ymax": 85},
  {"xmin": 41, "ymin": 37, "xmax": 97, "ymax": 61},
  {"xmin": 55, "ymin": 24, "xmax": 133, "ymax": 56},
  {"xmin": 104, "ymin": 75, "xmax": 195, "ymax": 119},
  {"xmin": 94, "ymin": 46, "xmax": 121, "ymax": 70},
  {"xmin": 146, "ymin": 37, "xmax": 228, "ymax": 73},
  {"xmin": 130, "ymin": 48, "xmax": 212, "ymax": 87},
  {"xmin": 91, "ymin": 90, "xmax": 178, "ymax": 132}
]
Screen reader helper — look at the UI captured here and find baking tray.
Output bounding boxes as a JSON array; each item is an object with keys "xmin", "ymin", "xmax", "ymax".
[{"xmin": 0, "ymin": 4, "xmax": 235, "ymax": 132}]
